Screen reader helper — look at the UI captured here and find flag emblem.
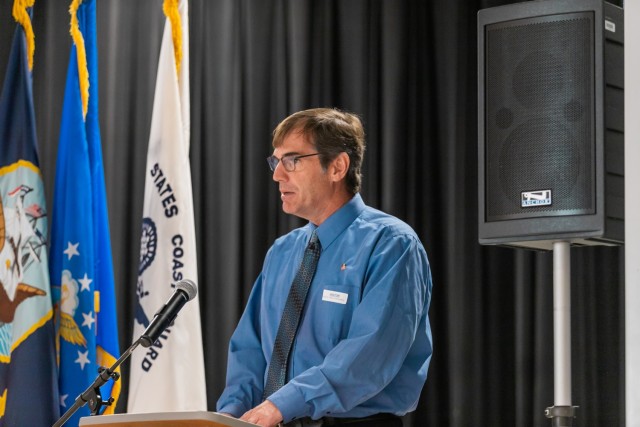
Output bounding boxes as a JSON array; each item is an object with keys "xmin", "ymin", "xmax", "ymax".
[
  {"xmin": 0, "ymin": 173, "xmax": 48, "ymax": 326},
  {"xmin": 57, "ymin": 269, "xmax": 87, "ymax": 347},
  {"xmin": 135, "ymin": 217, "xmax": 158, "ymax": 330},
  {"xmin": 139, "ymin": 217, "xmax": 158, "ymax": 275}
]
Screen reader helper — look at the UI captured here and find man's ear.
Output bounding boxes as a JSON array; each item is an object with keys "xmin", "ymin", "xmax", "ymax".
[{"xmin": 329, "ymin": 152, "xmax": 350, "ymax": 182}]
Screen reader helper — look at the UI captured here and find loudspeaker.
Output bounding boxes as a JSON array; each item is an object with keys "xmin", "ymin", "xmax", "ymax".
[{"xmin": 478, "ymin": 0, "xmax": 624, "ymax": 250}]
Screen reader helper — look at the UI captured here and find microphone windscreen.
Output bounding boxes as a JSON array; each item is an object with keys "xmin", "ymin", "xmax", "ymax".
[{"xmin": 176, "ymin": 279, "xmax": 198, "ymax": 301}]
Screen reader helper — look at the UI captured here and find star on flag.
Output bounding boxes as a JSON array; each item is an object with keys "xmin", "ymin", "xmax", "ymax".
[
  {"xmin": 64, "ymin": 241, "xmax": 80, "ymax": 260},
  {"xmin": 81, "ymin": 311, "xmax": 95, "ymax": 330},
  {"xmin": 79, "ymin": 273, "xmax": 93, "ymax": 292},
  {"xmin": 75, "ymin": 350, "xmax": 90, "ymax": 370}
]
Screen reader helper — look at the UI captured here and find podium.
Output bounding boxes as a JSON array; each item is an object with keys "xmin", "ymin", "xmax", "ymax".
[{"xmin": 79, "ymin": 411, "xmax": 259, "ymax": 427}]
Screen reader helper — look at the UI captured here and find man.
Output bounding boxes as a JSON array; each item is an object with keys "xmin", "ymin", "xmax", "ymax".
[{"xmin": 217, "ymin": 108, "xmax": 432, "ymax": 427}]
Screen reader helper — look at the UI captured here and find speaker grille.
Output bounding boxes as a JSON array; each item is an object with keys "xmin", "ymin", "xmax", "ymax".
[{"xmin": 485, "ymin": 13, "xmax": 595, "ymax": 220}]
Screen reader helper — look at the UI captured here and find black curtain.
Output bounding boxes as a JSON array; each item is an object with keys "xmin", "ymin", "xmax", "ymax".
[{"xmin": 0, "ymin": 0, "xmax": 624, "ymax": 425}]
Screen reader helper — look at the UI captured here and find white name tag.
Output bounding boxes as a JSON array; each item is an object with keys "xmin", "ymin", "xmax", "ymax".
[{"xmin": 322, "ymin": 289, "xmax": 348, "ymax": 305}]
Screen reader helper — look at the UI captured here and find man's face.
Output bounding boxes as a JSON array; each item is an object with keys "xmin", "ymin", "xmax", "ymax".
[{"xmin": 271, "ymin": 131, "xmax": 336, "ymax": 224}]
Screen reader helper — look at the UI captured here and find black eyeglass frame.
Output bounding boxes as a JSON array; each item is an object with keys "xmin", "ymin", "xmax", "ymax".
[{"xmin": 266, "ymin": 152, "xmax": 321, "ymax": 172}]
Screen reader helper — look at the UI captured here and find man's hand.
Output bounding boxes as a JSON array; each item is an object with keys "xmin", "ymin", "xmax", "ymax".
[{"xmin": 240, "ymin": 400, "xmax": 283, "ymax": 427}]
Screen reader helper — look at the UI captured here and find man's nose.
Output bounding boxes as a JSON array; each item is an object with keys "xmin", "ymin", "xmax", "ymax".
[{"xmin": 272, "ymin": 161, "xmax": 286, "ymax": 181}]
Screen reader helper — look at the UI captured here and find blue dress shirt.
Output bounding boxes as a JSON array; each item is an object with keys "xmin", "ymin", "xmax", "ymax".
[{"xmin": 216, "ymin": 194, "xmax": 433, "ymax": 422}]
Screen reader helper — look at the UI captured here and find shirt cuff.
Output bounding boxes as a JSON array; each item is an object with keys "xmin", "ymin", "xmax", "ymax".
[
  {"xmin": 216, "ymin": 402, "xmax": 246, "ymax": 419},
  {"xmin": 267, "ymin": 384, "xmax": 310, "ymax": 423}
]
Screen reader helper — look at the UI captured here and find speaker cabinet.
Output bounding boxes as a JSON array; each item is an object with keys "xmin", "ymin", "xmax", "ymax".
[{"xmin": 478, "ymin": 0, "xmax": 624, "ymax": 250}]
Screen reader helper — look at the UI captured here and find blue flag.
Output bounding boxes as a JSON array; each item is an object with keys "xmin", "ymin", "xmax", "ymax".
[
  {"xmin": 0, "ymin": 7, "xmax": 60, "ymax": 427},
  {"xmin": 49, "ymin": 0, "xmax": 121, "ymax": 425}
]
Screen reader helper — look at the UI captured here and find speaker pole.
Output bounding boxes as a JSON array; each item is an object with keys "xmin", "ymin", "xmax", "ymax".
[{"xmin": 545, "ymin": 241, "xmax": 578, "ymax": 426}]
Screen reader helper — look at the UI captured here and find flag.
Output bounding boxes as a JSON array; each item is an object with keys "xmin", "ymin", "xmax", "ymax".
[
  {"xmin": 0, "ymin": 2, "xmax": 60, "ymax": 426},
  {"xmin": 127, "ymin": 0, "xmax": 206, "ymax": 412},
  {"xmin": 49, "ymin": 0, "xmax": 121, "ymax": 425}
]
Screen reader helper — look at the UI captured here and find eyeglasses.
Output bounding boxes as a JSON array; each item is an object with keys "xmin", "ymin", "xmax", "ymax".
[{"xmin": 266, "ymin": 153, "xmax": 320, "ymax": 172}]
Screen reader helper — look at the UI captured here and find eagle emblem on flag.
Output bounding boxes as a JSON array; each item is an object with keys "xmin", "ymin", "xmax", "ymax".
[
  {"xmin": 0, "ymin": 182, "xmax": 48, "ymax": 325},
  {"xmin": 56, "ymin": 270, "xmax": 87, "ymax": 347}
]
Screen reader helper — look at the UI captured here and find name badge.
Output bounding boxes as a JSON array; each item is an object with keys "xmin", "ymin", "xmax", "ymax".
[{"xmin": 322, "ymin": 289, "xmax": 348, "ymax": 305}]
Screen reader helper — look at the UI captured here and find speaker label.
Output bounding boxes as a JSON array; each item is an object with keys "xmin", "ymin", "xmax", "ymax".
[{"xmin": 521, "ymin": 190, "xmax": 552, "ymax": 207}]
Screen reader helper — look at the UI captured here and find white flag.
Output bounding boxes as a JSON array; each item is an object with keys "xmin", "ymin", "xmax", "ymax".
[{"xmin": 128, "ymin": 0, "xmax": 206, "ymax": 412}]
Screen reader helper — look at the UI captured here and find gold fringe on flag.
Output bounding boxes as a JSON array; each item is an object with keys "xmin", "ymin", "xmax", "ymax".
[
  {"xmin": 12, "ymin": 0, "xmax": 36, "ymax": 71},
  {"xmin": 163, "ymin": 0, "xmax": 182, "ymax": 77},
  {"xmin": 69, "ymin": 0, "xmax": 89, "ymax": 119}
]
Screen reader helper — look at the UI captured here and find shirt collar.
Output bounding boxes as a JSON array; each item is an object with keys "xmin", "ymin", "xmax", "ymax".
[{"xmin": 311, "ymin": 193, "xmax": 366, "ymax": 250}]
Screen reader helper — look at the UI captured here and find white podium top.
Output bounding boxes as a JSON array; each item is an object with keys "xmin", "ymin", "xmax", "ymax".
[{"xmin": 79, "ymin": 411, "xmax": 259, "ymax": 427}]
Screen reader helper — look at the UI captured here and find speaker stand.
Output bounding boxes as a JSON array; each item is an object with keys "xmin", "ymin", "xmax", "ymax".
[{"xmin": 545, "ymin": 241, "xmax": 578, "ymax": 426}]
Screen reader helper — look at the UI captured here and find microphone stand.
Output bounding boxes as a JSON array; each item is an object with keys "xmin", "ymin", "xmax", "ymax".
[{"xmin": 53, "ymin": 338, "xmax": 144, "ymax": 427}]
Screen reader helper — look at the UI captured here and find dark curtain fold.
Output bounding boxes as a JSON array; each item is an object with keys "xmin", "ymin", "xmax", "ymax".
[{"xmin": 0, "ymin": 0, "xmax": 624, "ymax": 425}]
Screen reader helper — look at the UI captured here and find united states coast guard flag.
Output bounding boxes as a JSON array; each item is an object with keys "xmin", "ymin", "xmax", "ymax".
[
  {"xmin": 49, "ymin": 0, "xmax": 121, "ymax": 425},
  {"xmin": 0, "ymin": 3, "xmax": 59, "ymax": 426},
  {"xmin": 127, "ymin": 0, "xmax": 206, "ymax": 412}
]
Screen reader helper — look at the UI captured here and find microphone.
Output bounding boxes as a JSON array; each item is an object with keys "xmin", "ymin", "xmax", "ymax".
[{"xmin": 139, "ymin": 279, "xmax": 198, "ymax": 347}]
